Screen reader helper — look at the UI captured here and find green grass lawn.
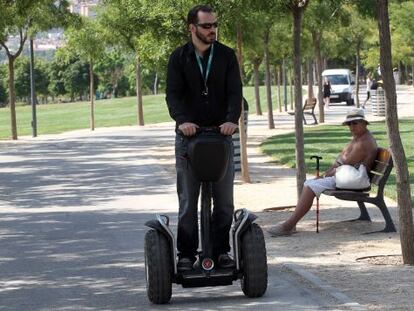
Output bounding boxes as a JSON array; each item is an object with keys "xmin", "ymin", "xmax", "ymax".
[
  {"xmin": 261, "ymin": 119, "xmax": 414, "ymax": 201},
  {"xmin": 0, "ymin": 85, "xmax": 291, "ymax": 140},
  {"xmin": 0, "ymin": 94, "xmax": 170, "ymax": 139}
]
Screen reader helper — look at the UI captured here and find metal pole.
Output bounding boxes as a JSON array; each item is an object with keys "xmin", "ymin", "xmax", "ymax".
[{"xmin": 29, "ymin": 38, "xmax": 37, "ymax": 137}]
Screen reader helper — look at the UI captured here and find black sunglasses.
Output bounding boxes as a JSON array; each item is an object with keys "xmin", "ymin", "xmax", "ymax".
[
  {"xmin": 196, "ymin": 22, "xmax": 218, "ymax": 29},
  {"xmin": 347, "ymin": 121, "xmax": 361, "ymax": 126}
]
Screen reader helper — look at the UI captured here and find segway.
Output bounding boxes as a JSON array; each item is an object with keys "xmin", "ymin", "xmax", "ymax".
[{"xmin": 144, "ymin": 127, "xmax": 267, "ymax": 304}]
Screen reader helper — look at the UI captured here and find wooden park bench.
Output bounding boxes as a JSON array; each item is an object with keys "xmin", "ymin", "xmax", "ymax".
[
  {"xmin": 288, "ymin": 97, "xmax": 318, "ymax": 125},
  {"xmin": 323, "ymin": 148, "xmax": 396, "ymax": 233}
]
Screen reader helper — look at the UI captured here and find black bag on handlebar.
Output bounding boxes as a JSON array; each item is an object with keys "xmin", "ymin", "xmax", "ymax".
[{"xmin": 187, "ymin": 130, "xmax": 230, "ymax": 182}]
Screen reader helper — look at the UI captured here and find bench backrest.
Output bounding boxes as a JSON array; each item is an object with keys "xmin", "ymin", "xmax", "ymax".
[
  {"xmin": 369, "ymin": 148, "xmax": 393, "ymax": 192},
  {"xmin": 303, "ymin": 98, "xmax": 317, "ymax": 111}
]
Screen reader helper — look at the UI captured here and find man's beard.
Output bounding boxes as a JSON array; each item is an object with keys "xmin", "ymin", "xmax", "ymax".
[{"xmin": 195, "ymin": 28, "xmax": 216, "ymax": 45}]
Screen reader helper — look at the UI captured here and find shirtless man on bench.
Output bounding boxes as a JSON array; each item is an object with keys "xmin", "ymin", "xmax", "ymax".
[{"xmin": 268, "ymin": 108, "xmax": 377, "ymax": 237}]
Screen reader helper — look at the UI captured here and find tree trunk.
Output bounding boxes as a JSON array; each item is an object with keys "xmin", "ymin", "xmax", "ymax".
[
  {"xmin": 90, "ymin": 60, "xmax": 95, "ymax": 131},
  {"xmin": 283, "ymin": 58, "xmax": 288, "ymax": 111},
  {"xmin": 290, "ymin": 69, "xmax": 294, "ymax": 110},
  {"xmin": 153, "ymin": 72, "xmax": 158, "ymax": 95},
  {"xmin": 3, "ymin": 31, "xmax": 27, "ymax": 140},
  {"xmin": 399, "ymin": 61, "xmax": 404, "ymax": 84},
  {"xmin": 377, "ymin": 0, "xmax": 414, "ymax": 265},
  {"xmin": 276, "ymin": 65, "xmax": 282, "ymax": 112},
  {"xmin": 253, "ymin": 59, "xmax": 262, "ymax": 115},
  {"xmin": 412, "ymin": 64, "xmax": 414, "ymax": 87},
  {"xmin": 312, "ymin": 30, "xmax": 324, "ymax": 123},
  {"xmin": 8, "ymin": 57, "xmax": 18, "ymax": 140},
  {"xmin": 29, "ymin": 38, "xmax": 37, "ymax": 138},
  {"xmin": 136, "ymin": 56, "xmax": 144, "ymax": 126},
  {"xmin": 307, "ymin": 59, "xmax": 314, "ymax": 100},
  {"xmin": 264, "ymin": 29, "xmax": 274, "ymax": 129},
  {"xmin": 303, "ymin": 61, "xmax": 308, "ymax": 86},
  {"xmin": 355, "ymin": 46, "xmax": 361, "ymax": 108},
  {"xmin": 236, "ymin": 24, "xmax": 251, "ymax": 183},
  {"xmin": 292, "ymin": 6, "xmax": 306, "ymax": 198}
]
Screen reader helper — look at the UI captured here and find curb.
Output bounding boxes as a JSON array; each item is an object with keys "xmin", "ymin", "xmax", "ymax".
[{"xmin": 282, "ymin": 263, "xmax": 367, "ymax": 311}]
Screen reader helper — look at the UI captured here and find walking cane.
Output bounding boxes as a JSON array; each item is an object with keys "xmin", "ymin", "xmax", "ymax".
[{"xmin": 310, "ymin": 155, "xmax": 323, "ymax": 233}]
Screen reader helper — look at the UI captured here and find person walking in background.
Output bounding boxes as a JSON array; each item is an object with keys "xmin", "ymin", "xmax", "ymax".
[
  {"xmin": 323, "ymin": 77, "xmax": 332, "ymax": 110},
  {"xmin": 166, "ymin": 4, "xmax": 242, "ymax": 272},
  {"xmin": 363, "ymin": 73, "xmax": 373, "ymax": 109}
]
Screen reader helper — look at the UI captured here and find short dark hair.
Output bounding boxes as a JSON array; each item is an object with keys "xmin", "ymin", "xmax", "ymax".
[{"xmin": 187, "ymin": 5, "xmax": 214, "ymax": 26}]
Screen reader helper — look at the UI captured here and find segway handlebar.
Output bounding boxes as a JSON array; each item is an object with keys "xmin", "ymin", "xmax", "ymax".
[{"xmin": 176, "ymin": 126, "xmax": 224, "ymax": 136}]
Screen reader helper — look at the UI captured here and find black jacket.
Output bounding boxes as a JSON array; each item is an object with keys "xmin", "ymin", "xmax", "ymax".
[{"xmin": 166, "ymin": 41, "xmax": 242, "ymax": 127}]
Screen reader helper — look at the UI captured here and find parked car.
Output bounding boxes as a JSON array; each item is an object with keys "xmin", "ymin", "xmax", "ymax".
[{"xmin": 322, "ymin": 69, "xmax": 355, "ymax": 106}]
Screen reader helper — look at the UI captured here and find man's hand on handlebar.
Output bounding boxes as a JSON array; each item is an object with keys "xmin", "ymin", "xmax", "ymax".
[
  {"xmin": 219, "ymin": 122, "xmax": 238, "ymax": 136},
  {"xmin": 178, "ymin": 122, "xmax": 199, "ymax": 136}
]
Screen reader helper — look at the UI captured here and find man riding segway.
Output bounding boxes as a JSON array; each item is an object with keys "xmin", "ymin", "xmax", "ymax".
[
  {"xmin": 143, "ymin": 4, "xmax": 267, "ymax": 304},
  {"xmin": 166, "ymin": 4, "xmax": 241, "ymax": 272}
]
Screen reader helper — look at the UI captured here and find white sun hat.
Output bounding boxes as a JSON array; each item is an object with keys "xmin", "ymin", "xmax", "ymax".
[{"xmin": 342, "ymin": 107, "xmax": 369, "ymax": 125}]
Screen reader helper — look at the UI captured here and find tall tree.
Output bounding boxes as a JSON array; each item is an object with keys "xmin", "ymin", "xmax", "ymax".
[
  {"xmin": 14, "ymin": 57, "xmax": 49, "ymax": 103},
  {"xmin": 336, "ymin": 5, "xmax": 376, "ymax": 107},
  {"xmin": 65, "ymin": 18, "xmax": 105, "ymax": 131},
  {"xmin": 245, "ymin": 54, "xmax": 263, "ymax": 115},
  {"xmin": 376, "ymin": 0, "xmax": 414, "ymax": 265},
  {"xmin": 304, "ymin": 0, "xmax": 347, "ymax": 123},
  {"xmin": 389, "ymin": 1, "xmax": 414, "ymax": 87},
  {"xmin": 270, "ymin": 17, "xmax": 294, "ymax": 113},
  {"xmin": 94, "ymin": 51, "xmax": 126, "ymax": 98},
  {"xmin": 250, "ymin": 0, "xmax": 286, "ymax": 129},
  {"xmin": 263, "ymin": 26, "xmax": 275, "ymax": 129},
  {"xmin": 243, "ymin": 13, "xmax": 266, "ymax": 116},
  {"xmin": 288, "ymin": 0, "xmax": 309, "ymax": 197},
  {"xmin": 98, "ymin": 0, "xmax": 159, "ymax": 126},
  {"xmin": 0, "ymin": 0, "xmax": 72, "ymax": 139}
]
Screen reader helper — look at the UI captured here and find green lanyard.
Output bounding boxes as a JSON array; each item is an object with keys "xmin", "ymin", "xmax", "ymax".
[{"xmin": 195, "ymin": 44, "xmax": 214, "ymax": 96}]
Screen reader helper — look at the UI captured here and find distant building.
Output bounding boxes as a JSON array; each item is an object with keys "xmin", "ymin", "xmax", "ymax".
[
  {"xmin": 69, "ymin": 0, "xmax": 99, "ymax": 18},
  {"xmin": 0, "ymin": 1, "xmax": 100, "ymax": 55}
]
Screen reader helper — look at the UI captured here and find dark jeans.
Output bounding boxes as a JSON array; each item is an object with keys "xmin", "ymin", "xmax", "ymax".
[{"xmin": 175, "ymin": 134, "xmax": 234, "ymax": 259}]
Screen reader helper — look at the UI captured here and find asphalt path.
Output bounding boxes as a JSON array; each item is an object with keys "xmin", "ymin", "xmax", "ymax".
[{"xmin": 0, "ymin": 124, "xmax": 357, "ymax": 310}]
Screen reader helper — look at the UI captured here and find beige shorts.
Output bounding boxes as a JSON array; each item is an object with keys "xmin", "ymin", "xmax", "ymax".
[{"xmin": 304, "ymin": 176, "xmax": 336, "ymax": 198}]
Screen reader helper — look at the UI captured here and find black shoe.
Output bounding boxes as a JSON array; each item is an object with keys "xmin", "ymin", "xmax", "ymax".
[
  {"xmin": 177, "ymin": 257, "xmax": 195, "ymax": 272},
  {"xmin": 217, "ymin": 253, "xmax": 235, "ymax": 269}
]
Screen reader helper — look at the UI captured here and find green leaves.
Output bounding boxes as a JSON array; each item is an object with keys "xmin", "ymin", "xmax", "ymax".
[{"xmin": 65, "ymin": 17, "xmax": 105, "ymax": 63}]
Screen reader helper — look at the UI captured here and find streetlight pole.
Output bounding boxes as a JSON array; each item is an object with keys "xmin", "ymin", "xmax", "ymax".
[{"xmin": 29, "ymin": 38, "xmax": 37, "ymax": 137}]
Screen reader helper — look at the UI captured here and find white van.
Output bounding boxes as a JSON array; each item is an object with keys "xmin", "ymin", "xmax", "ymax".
[{"xmin": 322, "ymin": 69, "xmax": 355, "ymax": 106}]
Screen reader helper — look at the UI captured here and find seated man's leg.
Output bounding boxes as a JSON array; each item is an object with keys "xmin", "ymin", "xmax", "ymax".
[
  {"xmin": 269, "ymin": 176, "xmax": 335, "ymax": 235},
  {"xmin": 283, "ymin": 186, "xmax": 315, "ymax": 231}
]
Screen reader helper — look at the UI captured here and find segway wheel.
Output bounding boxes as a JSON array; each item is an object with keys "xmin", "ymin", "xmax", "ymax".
[
  {"xmin": 144, "ymin": 229, "xmax": 172, "ymax": 304},
  {"xmin": 240, "ymin": 223, "xmax": 268, "ymax": 298}
]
